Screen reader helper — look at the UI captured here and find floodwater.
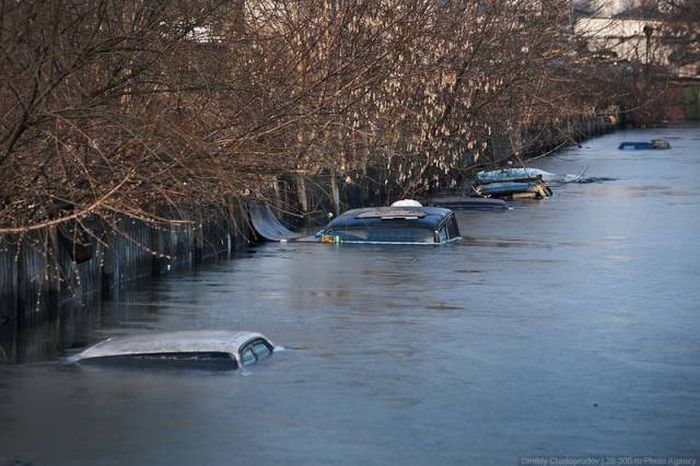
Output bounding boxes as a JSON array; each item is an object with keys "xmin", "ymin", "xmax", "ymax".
[{"xmin": 1, "ymin": 127, "xmax": 699, "ymax": 465}]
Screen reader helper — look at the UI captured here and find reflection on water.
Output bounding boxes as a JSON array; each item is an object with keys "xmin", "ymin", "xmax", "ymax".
[{"xmin": 1, "ymin": 126, "xmax": 700, "ymax": 465}]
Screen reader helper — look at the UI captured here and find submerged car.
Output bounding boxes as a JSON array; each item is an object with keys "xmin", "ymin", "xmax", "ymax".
[
  {"xmin": 618, "ymin": 139, "xmax": 671, "ymax": 150},
  {"xmin": 472, "ymin": 178, "xmax": 552, "ymax": 200},
  {"xmin": 476, "ymin": 168, "xmax": 581, "ymax": 185},
  {"xmin": 425, "ymin": 196, "xmax": 508, "ymax": 211},
  {"xmin": 472, "ymin": 168, "xmax": 553, "ymax": 200},
  {"xmin": 317, "ymin": 206, "xmax": 461, "ymax": 244},
  {"xmin": 73, "ymin": 330, "xmax": 274, "ymax": 369}
]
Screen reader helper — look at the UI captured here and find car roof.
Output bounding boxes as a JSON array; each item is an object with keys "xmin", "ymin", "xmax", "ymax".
[
  {"xmin": 326, "ymin": 206, "xmax": 454, "ymax": 229},
  {"xmin": 75, "ymin": 330, "xmax": 270, "ymax": 361}
]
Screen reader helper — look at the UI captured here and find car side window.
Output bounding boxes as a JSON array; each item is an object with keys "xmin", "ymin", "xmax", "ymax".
[
  {"xmin": 447, "ymin": 215, "xmax": 459, "ymax": 239},
  {"xmin": 438, "ymin": 225, "xmax": 448, "ymax": 243},
  {"xmin": 240, "ymin": 339, "xmax": 273, "ymax": 366},
  {"xmin": 251, "ymin": 340, "xmax": 272, "ymax": 360},
  {"xmin": 241, "ymin": 346, "xmax": 256, "ymax": 366}
]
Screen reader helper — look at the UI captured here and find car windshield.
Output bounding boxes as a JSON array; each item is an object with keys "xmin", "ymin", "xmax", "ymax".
[{"xmin": 326, "ymin": 225, "xmax": 435, "ymax": 243}]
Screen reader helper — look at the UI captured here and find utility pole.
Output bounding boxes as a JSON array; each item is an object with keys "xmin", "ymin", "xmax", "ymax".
[
  {"xmin": 643, "ymin": 24, "xmax": 654, "ymax": 84},
  {"xmin": 643, "ymin": 24, "xmax": 654, "ymax": 67}
]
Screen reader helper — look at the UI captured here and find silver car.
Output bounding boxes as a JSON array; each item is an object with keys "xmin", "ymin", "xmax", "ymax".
[{"xmin": 73, "ymin": 330, "xmax": 275, "ymax": 369}]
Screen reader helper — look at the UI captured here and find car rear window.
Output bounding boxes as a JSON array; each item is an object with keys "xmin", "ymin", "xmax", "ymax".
[{"xmin": 79, "ymin": 352, "xmax": 238, "ymax": 369}]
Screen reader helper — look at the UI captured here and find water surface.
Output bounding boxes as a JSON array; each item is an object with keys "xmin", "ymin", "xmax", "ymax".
[{"xmin": 1, "ymin": 127, "xmax": 699, "ymax": 465}]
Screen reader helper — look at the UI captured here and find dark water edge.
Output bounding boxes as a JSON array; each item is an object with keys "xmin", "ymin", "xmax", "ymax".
[
  {"xmin": 0, "ymin": 125, "xmax": 699, "ymax": 466},
  {"xmin": 0, "ymin": 253, "xmax": 246, "ymax": 365}
]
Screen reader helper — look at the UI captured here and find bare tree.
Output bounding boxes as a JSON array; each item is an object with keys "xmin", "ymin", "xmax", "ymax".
[{"xmin": 0, "ymin": 0, "xmax": 656, "ymax": 235}]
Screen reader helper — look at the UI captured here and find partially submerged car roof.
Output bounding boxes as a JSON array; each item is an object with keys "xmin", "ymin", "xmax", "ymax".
[
  {"xmin": 426, "ymin": 196, "xmax": 508, "ymax": 210},
  {"xmin": 327, "ymin": 206, "xmax": 454, "ymax": 229},
  {"xmin": 74, "ymin": 330, "xmax": 271, "ymax": 362},
  {"xmin": 619, "ymin": 139, "xmax": 671, "ymax": 150}
]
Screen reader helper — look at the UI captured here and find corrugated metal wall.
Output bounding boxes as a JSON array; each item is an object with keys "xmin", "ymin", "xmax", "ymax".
[
  {"xmin": 683, "ymin": 86, "xmax": 700, "ymax": 120},
  {"xmin": 0, "ymin": 237, "xmax": 18, "ymax": 328},
  {"xmin": 0, "ymin": 207, "xmax": 252, "ymax": 346}
]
